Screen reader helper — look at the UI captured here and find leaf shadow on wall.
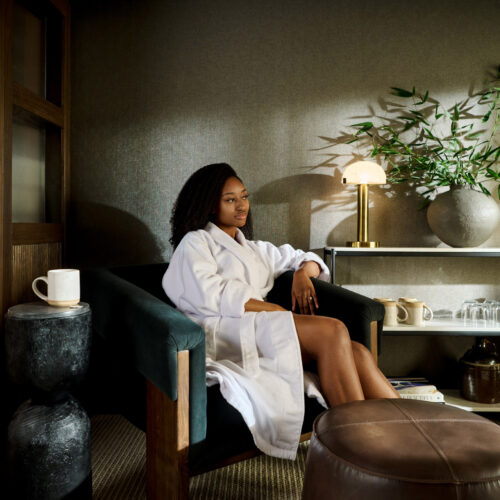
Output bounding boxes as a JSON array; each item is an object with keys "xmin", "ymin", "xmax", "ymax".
[
  {"xmin": 67, "ymin": 202, "xmax": 164, "ymax": 269},
  {"xmin": 306, "ymin": 128, "xmax": 443, "ymax": 247},
  {"xmin": 326, "ymin": 182, "xmax": 441, "ymax": 248},
  {"xmin": 253, "ymin": 170, "xmax": 440, "ymax": 249},
  {"xmin": 252, "ymin": 173, "xmax": 338, "ymax": 250}
]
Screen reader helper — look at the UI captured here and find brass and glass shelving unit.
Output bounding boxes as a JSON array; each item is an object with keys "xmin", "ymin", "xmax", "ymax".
[{"xmin": 323, "ymin": 246, "xmax": 500, "ymax": 412}]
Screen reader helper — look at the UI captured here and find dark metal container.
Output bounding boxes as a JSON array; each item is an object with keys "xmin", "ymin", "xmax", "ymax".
[{"xmin": 459, "ymin": 337, "xmax": 500, "ymax": 404}]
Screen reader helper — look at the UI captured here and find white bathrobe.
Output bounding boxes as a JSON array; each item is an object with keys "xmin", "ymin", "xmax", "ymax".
[{"xmin": 162, "ymin": 222, "xmax": 330, "ymax": 459}]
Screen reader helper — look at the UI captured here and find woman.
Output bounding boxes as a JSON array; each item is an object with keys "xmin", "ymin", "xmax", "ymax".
[{"xmin": 163, "ymin": 163, "xmax": 398, "ymax": 459}]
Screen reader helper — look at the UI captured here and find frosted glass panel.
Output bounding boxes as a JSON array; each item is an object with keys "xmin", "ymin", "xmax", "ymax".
[
  {"xmin": 13, "ymin": 3, "xmax": 45, "ymax": 97},
  {"xmin": 12, "ymin": 118, "xmax": 46, "ymax": 223}
]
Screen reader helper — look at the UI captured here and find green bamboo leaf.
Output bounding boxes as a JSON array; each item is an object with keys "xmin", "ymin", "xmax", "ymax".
[
  {"xmin": 416, "ymin": 90, "xmax": 429, "ymax": 105},
  {"xmin": 483, "ymin": 110, "xmax": 492, "ymax": 122},
  {"xmin": 352, "ymin": 122, "xmax": 374, "ymax": 135},
  {"xmin": 424, "ymin": 128, "xmax": 435, "ymax": 139},
  {"xmin": 479, "ymin": 183, "xmax": 491, "ymax": 195},
  {"xmin": 390, "ymin": 87, "xmax": 415, "ymax": 98},
  {"xmin": 486, "ymin": 168, "xmax": 499, "ymax": 178}
]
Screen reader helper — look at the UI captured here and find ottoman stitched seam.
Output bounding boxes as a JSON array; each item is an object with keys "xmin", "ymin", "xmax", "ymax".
[
  {"xmin": 323, "ymin": 418, "xmax": 492, "ymax": 430},
  {"xmin": 387, "ymin": 399, "xmax": 460, "ymax": 483}
]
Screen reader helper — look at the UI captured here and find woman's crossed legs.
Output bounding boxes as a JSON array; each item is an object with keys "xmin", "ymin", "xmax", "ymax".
[{"xmin": 293, "ymin": 314, "xmax": 399, "ymax": 407}]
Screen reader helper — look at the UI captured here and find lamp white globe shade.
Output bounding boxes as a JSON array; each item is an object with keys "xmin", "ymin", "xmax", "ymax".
[{"xmin": 342, "ymin": 161, "xmax": 386, "ymax": 185}]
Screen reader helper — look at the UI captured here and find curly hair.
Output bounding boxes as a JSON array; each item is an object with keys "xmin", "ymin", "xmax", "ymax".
[{"xmin": 170, "ymin": 163, "xmax": 254, "ymax": 248}]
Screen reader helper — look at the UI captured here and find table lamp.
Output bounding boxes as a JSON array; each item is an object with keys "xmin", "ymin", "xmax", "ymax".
[{"xmin": 342, "ymin": 160, "xmax": 386, "ymax": 248}]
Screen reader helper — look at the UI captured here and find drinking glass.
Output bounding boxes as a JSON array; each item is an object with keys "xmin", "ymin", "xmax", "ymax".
[
  {"xmin": 488, "ymin": 301, "xmax": 500, "ymax": 326},
  {"xmin": 469, "ymin": 303, "xmax": 490, "ymax": 328},
  {"xmin": 461, "ymin": 299, "xmax": 478, "ymax": 326}
]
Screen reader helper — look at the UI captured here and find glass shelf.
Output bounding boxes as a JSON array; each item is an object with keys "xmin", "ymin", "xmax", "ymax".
[
  {"xmin": 323, "ymin": 247, "xmax": 500, "ymax": 284},
  {"xmin": 384, "ymin": 319, "xmax": 500, "ymax": 336},
  {"xmin": 442, "ymin": 389, "xmax": 500, "ymax": 413},
  {"xmin": 324, "ymin": 247, "xmax": 500, "ymax": 256}
]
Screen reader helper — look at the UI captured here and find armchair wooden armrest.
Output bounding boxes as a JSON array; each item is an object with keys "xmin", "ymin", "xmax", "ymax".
[{"xmin": 82, "ymin": 267, "xmax": 205, "ymax": 499}]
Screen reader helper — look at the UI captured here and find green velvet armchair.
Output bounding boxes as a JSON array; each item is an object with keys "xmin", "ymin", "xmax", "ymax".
[{"xmin": 82, "ymin": 263, "xmax": 384, "ymax": 500}]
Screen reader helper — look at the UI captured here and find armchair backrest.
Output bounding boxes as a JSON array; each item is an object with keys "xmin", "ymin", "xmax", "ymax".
[{"xmin": 110, "ymin": 262, "xmax": 170, "ymax": 303}]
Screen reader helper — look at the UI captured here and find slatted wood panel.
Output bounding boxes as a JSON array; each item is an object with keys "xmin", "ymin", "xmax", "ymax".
[{"xmin": 11, "ymin": 242, "xmax": 61, "ymax": 305}]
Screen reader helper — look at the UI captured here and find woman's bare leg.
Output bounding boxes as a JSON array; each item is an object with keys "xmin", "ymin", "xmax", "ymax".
[
  {"xmin": 293, "ymin": 315, "xmax": 399, "ymax": 406},
  {"xmin": 351, "ymin": 341, "xmax": 400, "ymax": 399},
  {"xmin": 293, "ymin": 314, "xmax": 364, "ymax": 406}
]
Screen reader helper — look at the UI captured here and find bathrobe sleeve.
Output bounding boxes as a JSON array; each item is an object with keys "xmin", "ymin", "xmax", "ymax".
[
  {"xmin": 163, "ymin": 232, "xmax": 262, "ymax": 318},
  {"xmin": 252, "ymin": 241, "xmax": 330, "ymax": 281}
]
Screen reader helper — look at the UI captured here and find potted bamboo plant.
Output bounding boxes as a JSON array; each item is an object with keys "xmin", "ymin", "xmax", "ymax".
[{"xmin": 348, "ymin": 67, "xmax": 500, "ymax": 247}]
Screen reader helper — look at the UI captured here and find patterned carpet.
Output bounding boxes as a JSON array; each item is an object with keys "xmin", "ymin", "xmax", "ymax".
[{"xmin": 91, "ymin": 414, "xmax": 308, "ymax": 500}]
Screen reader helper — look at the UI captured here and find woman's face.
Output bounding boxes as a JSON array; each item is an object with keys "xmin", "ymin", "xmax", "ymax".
[{"xmin": 215, "ymin": 176, "xmax": 249, "ymax": 238}]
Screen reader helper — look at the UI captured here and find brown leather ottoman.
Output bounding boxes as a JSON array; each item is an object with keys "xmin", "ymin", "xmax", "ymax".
[{"xmin": 302, "ymin": 399, "xmax": 500, "ymax": 499}]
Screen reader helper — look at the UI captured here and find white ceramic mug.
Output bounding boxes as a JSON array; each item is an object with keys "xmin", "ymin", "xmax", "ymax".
[
  {"xmin": 32, "ymin": 269, "xmax": 80, "ymax": 307},
  {"xmin": 375, "ymin": 298, "xmax": 408, "ymax": 327},
  {"xmin": 405, "ymin": 301, "xmax": 433, "ymax": 327}
]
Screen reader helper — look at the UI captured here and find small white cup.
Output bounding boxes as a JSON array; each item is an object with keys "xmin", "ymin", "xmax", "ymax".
[
  {"xmin": 32, "ymin": 269, "xmax": 80, "ymax": 307},
  {"xmin": 375, "ymin": 298, "xmax": 408, "ymax": 327},
  {"xmin": 405, "ymin": 301, "xmax": 433, "ymax": 327}
]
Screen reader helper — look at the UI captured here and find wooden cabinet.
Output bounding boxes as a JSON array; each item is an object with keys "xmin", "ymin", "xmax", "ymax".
[{"xmin": 0, "ymin": 0, "xmax": 70, "ymax": 314}]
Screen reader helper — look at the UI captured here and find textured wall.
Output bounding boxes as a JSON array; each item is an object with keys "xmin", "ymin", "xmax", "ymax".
[
  {"xmin": 70, "ymin": 0, "xmax": 500, "ymax": 377},
  {"xmin": 71, "ymin": 0, "xmax": 500, "ymax": 260}
]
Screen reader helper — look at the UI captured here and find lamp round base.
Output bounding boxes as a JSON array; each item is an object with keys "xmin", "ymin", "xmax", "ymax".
[{"xmin": 346, "ymin": 241, "xmax": 379, "ymax": 248}]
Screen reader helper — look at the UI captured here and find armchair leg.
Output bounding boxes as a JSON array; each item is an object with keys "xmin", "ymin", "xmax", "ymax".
[{"xmin": 147, "ymin": 350, "xmax": 190, "ymax": 500}]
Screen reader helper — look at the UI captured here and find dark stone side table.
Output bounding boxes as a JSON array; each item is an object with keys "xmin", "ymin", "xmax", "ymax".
[{"xmin": 5, "ymin": 302, "xmax": 92, "ymax": 499}]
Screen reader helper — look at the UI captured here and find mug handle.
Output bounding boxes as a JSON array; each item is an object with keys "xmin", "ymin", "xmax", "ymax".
[
  {"xmin": 32, "ymin": 276, "xmax": 49, "ymax": 302},
  {"xmin": 423, "ymin": 304, "xmax": 433, "ymax": 321},
  {"xmin": 396, "ymin": 303, "xmax": 408, "ymax": 323}
]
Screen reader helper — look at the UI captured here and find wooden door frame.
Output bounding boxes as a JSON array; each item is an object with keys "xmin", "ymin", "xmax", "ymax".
[
  {"xmin": 0, "ymin": 0, "xmax": 70, "ymax": 315},
  {"xmin": 0, "ymin": 0, "xmax": 13, "ymax": 318}
]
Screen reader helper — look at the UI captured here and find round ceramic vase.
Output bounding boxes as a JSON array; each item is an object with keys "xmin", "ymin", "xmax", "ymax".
[
  {"xmin": 426, "ymin": 186, "xmax": 500, "ymax": 247},
  {"xmin": 8, "ymin": 397, "xmax": 91, "ymax": 498}
]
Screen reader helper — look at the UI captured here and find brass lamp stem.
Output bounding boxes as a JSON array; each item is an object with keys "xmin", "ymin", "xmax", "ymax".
[
  {"xmin": 346, "ymin": 183, "xmax": 379, "ymax": 248},
  {"xmin": 357, "ymin": 183, "xmax": 368, "ymax": 242}
]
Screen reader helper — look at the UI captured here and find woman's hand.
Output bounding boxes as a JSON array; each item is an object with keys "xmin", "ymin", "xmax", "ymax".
[{"xmin": 292, "ymin": 263, "xmax": 320, "ymax": 315}]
